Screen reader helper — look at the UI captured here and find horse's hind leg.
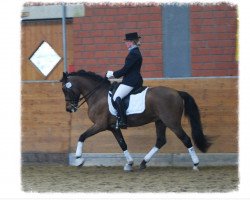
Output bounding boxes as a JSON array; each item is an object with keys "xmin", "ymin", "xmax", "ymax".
[
  {"xmin": 140, "ymin": 120, "xmax": 166, "ymax": 170},
  {"xmin": 170, "ymin": 125, "xmax": 199, "ymax": 170}
]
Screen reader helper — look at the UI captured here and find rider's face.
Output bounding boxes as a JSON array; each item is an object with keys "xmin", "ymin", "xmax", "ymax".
[{"xmin": 125, "ymin": 40, "xmax": 134, "ymax": 49}]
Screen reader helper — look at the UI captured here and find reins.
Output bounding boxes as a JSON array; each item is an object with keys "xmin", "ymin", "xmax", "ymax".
[{"xmin": 66, "ymin": 77, "xmax": 108, "ymax": 110}]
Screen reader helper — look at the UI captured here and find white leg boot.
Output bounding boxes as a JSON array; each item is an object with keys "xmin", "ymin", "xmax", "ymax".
[
  {"xmin": 144, "ymin": 146, "xmax": 159, "ymax": 163},
  {"xmin": 188, "ymin": 146, "xmax": 199, "ymax": 171},
  {"xmin": 123, "ymin": 150, "xmax": 133, "ymax": 172},
  {"xmin": 76, "ymin": 141, "xmax": 83, "ymax": 158},
  {"xmin": 74, "ymin": 142, "xmax": 84, "ymax": 166}
]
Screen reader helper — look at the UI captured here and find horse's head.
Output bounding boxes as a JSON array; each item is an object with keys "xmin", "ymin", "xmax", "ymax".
[{"xmin": 60, "ymin": 72, "xmax": 81, "ymax": 113}]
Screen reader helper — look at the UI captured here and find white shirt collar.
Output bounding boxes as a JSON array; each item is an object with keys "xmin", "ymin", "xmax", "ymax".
[{"xmin": 128, "ymin": 45, "xmax": 138, "ymax": 51}]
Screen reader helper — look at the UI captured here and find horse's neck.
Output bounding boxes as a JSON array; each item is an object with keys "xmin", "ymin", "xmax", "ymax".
[
  {"xmin": 78, "ymin": 78, "xmax": 108, "ymax": 105},
  {"xmin": 78, "ymin": 79, "xmax": 96, "ymax": 95}
]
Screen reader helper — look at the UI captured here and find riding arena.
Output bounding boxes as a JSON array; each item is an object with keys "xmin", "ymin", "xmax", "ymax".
[{"xmin": 21, "ymin": 3, "xmax": 238, "ymax": 194}]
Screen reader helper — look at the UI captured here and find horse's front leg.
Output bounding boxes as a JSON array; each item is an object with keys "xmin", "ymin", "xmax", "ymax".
[
  {"xmin": 74, "ymin": 124, "xmax": 105, "ymax": 166},
  {"xmin": 110, "ymin": 128, "xmax": 133, "ymax": 172}
]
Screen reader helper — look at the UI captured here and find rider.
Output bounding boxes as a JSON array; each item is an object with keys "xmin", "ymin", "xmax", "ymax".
[{"xmin": 106, "ymin": 32, "xmax": 143, "ymax": 129}]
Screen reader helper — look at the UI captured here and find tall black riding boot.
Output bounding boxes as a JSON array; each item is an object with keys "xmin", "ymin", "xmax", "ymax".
[{"xmin": 114, "ymin": 97, "xmax": 127, "ymax": 129}]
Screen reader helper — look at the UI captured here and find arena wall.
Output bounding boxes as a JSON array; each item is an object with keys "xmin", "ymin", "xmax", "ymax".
[
  {"xmin": 22, "ymin": 82, "xmax": 70, "ymax": 154},
  {"xmin": 22, "ymin": 77, "xmax": 238, "ymax": 163}
]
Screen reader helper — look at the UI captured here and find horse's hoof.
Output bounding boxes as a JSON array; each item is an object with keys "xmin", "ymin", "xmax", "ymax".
[
  {"xmin": 124, "ymin": 163, "xmax": 133, "ymax": 172},
  {"xmin": 193, "ymin": 165, "xmax": 199, "ymax": 171},
  {"xmin": 139, "ymin": 164, "xmax": 146, "ymax": 170},
  {"xmin": 74, "ymin": 157, "xmax": 85, "ymax": 167},
  {"xmin": 139, "ymin": 160, "xmax": 147, "ymax": 170}
]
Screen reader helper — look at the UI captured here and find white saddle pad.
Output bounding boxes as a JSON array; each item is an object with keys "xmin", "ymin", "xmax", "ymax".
[{"xmin": 108, "ymin": 87, "xmax": 149, "ymax": 116}]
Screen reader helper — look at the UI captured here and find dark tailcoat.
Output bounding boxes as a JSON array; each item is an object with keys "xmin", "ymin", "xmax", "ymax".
[{"xmin": 113, "ymin": 47, "xmax": 143, "ymax": 88}]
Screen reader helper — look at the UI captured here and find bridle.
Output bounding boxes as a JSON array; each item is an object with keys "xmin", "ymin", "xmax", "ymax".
[{"xmin": 62, "ymin": 78, "xmax": 107, "ymax": 110}]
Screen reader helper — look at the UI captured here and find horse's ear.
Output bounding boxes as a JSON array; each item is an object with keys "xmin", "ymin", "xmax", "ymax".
[{"xmin": 60, "ymin": 72, "xmax": 68, "ymax": 82}]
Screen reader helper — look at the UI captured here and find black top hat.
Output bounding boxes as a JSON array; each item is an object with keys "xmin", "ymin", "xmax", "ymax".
[{"xmin": 124, "ymin": 32, "xmax": 141, "ymax": 41}]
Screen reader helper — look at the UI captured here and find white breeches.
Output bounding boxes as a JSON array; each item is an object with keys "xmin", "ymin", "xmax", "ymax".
[{"xmin": 113, "ymin": 84, "xmax": 133, "ymax": 101}]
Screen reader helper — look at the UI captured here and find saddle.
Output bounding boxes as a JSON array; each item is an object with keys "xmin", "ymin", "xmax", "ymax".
[{"xmin": 109, "ymin": 82, "xmax": 147, "ymax": 112}]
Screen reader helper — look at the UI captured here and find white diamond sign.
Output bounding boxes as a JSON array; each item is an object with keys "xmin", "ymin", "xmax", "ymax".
[{"xmin": 30, "ymin": 41, "xmax": 61, "ymax": 76}]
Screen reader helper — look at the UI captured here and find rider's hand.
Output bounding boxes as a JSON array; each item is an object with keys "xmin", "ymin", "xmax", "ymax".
[{"xmin": 106, "ymin": 71, "xmax": 114, "ymax": 79}]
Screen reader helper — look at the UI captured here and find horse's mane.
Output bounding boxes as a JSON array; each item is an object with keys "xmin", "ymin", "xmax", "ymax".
[{"xmin": 69, "ymin": 70, "xmax": 111, "ymax": 86}]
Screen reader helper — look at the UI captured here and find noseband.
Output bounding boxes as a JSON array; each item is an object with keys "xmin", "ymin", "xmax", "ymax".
[{"xmin": 62, "ymin": 84, "xmax": 80, "ymax": 110}]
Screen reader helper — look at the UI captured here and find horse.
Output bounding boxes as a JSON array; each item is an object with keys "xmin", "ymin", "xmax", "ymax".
[{"xmin": 60, "ymin": 70, "xmax": 212, "ymax": 171}]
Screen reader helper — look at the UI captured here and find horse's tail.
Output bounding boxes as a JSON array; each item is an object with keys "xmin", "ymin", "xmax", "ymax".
[{"xmin": 178, "ymin": 91, "xmax": 212, "ymax": 153}]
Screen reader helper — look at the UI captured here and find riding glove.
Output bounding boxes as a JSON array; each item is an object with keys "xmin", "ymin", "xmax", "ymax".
[{"xmin": 106, "ymin": 71, "xmax": 114, "ymax": 79}]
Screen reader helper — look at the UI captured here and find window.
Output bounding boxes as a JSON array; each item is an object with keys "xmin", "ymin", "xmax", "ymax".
[{"xmin": 29, "ymin": 41, "xmax": 61, "ymax": 77}]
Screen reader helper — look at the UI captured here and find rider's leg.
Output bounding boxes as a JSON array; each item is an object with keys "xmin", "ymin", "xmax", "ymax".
[
  {"xmin": 113, "ymin": 84, "xmax": 133, "ymax": 128},
  {"xmin": 113, "ymin": 84, "xmax": 133, "ymax": 100}
]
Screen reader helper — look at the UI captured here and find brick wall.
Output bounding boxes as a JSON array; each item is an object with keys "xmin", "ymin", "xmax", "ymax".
[
  {"xmin": 190, "ymin": 3, "xmax": 238, "ymax": 76},
  {"xmin": 73, "ymin": 4, "xmax": 163, "ymax": 78},
  {"xmin": 72, "ymin": 3, "xmax": 238, "ymax": 78}
]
